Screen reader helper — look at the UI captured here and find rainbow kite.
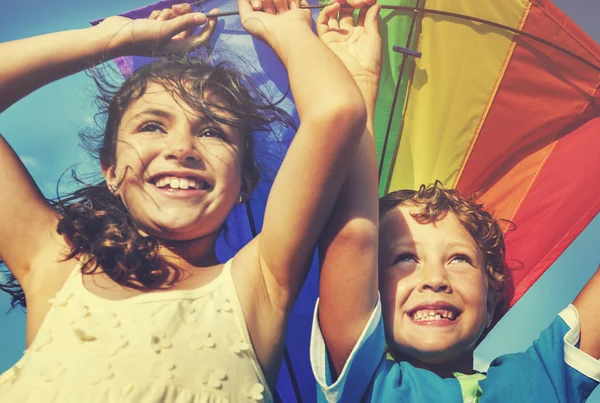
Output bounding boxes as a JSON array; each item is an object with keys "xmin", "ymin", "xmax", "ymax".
[{"xmin": 95, "ymin": 0, "xmax": 600, "ymax": 401}]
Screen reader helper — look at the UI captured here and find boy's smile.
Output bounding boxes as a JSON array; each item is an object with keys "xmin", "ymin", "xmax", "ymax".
[{"xmin": 378, "ymin": 204, "xmax": 494, "ymax": 366}]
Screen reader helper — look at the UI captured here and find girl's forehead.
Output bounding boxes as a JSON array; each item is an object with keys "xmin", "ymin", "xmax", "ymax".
[{"xmin": 121, "ymin": 82, "xmax": 233, "ymax": 125}]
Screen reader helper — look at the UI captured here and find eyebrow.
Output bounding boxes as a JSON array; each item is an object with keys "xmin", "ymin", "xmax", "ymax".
[
  {"xmin": 129, "ymin": 108, "xmax": 174, "ymax": 123},
  {"xmin": 384, "ymin": 239, "xmax": 481, "ymax": 256},
  {"xmin": 129, "ymin": 108, "xmax": 214, "ymax": 126}
]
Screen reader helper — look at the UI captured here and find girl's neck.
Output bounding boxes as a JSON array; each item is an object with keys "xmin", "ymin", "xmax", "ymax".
[
  {"xmin": 157, "ymin": 231, "xmax": 221, "ymax": 270},
  {"xmin": 396, "ymin": 350, "xmax": 475, "ymax": 379}
]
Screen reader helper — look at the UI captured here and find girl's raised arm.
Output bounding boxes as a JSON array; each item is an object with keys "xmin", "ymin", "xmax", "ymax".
[
  {"xmin": 0, "ymin": 5, "xmax": 215, "ymax": 287},
  {"xmin": 315, "ymin": 1, "xmax": 382, "ymax": 376},
  {"xmin": 234, "ymin": 0, "xmax": 366, "ymax": 309},
  {"xmin": 0, "ymin": 6, "xmax": 214, "ymax": 112}
]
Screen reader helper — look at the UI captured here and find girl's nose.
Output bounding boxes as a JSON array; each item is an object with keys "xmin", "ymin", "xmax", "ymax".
[{"xmin": 165, "ymin": 132, "xmax": 201, "ymax": 162}]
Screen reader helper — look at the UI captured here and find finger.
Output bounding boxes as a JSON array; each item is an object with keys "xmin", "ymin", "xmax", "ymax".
[
  {"xmin": 289, "ymin": 0, "xmax": 300, "ymax": 9},
  {"xmin": 356, "ymin": 6, "xmax": 367, "ymax": 28},
  {"xmin": 339, "ymin": 3, "xmax": 354, "ymax": 30},
  {"xmin": 251, "ymin": 0, "xmax": 262, "ymax": 9},
  {"xmin": 238, "ymin": 0, "xmax": 255, "ymax": 20},
  {"xmin": 346, "ymin": 0, "xmax": 365, "ymax": 7},
  {"xmin": 172, "ymin": 3, "xmax": 197, "ymax": 39},
  {"xmin": 172, "ymin": 3, "xmax": 194, "ymax": 15},
  {"xmin": 157, "ymin": 8, "xmax": 176, "ymax": 21},
  {"xmin": 149, "ymin": 9, "xmax": 161, "ymax": 20},
  {"xmin": 193, "ymin": 8, "xmax": 218, "ymax": 44},
  {"xmin": 162, "ymin": 12, "xmax": 207, "ymax": 38},
  {"xmin": 262, "ymin": 0, "xmax": 276, "ymax": 14},
  {"xmin": 363, "ymin": 4, "xmax": 380, "ymax": 35},
  {"xmin": 273, "ymin": 0, "xmax": 289, "ymax": 13},
  {"xmin": 316, "ymin": 2, "xmax": 340, "ymax": 36}
]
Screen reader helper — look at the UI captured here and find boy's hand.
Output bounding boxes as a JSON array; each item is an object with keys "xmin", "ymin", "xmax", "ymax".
[
  {"xmin": 238, "ymin": 0, "xmax": 312, "ymax": 44},
  {"xmin": 317, "ymin": 1, "xmax": 382, "ymax": 101},
  {"xmin": 99, "ymin": 3, "xmax": 218, "ymax": 57}
]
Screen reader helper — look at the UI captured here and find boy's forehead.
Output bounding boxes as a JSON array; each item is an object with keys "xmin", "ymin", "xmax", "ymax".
[{"xmin": 379, "ymin": 204, "xmax": 480, "ymax": 252}]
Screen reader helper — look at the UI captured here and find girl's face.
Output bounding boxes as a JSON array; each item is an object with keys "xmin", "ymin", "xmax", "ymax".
[
  {"xmin": 378, "ymin": 205, "xmax": 493, "ymax": 365},
  {"xmin": 103, "ymin": 82, "xmax": 247, "ymax": 241}
]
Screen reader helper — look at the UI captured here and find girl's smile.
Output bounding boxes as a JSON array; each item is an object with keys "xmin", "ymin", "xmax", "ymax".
[{"xmin": 104, "ymin": 82, "xmax": 246, "ymax": 241}]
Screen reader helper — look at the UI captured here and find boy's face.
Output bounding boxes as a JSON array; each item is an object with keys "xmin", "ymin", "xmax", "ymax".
[{"xmin": 378, "ymin": 204, "xmax": 493, "ymax": 365}]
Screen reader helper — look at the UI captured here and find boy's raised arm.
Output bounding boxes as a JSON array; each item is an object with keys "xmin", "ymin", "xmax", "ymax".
[
  {"xmin": 573, "ymin": 266, "xmax": 600, "ymax": 359},
  {"xmin": 316, "ymin": 1, "xmax": 382, "ymax": 376}
]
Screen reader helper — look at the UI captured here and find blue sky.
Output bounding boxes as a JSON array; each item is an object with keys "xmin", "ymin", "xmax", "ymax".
[{"xmin": 0, "ymin": 0, "xmax": 599, "ymax": 400}]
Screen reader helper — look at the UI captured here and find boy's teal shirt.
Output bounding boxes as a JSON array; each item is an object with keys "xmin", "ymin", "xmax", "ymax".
[{"xmin": 311, "ymin": 301, "xmax": 599, "ymax": 402}]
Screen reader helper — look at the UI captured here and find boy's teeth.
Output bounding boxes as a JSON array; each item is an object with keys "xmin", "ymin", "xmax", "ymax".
[
  {"xmin": 411, "ymin": 309, "xmax": 456, "ymax": 321},
  {"xmin": 179, "ymin": 178, "xmax": 189, "ymax": 190}
]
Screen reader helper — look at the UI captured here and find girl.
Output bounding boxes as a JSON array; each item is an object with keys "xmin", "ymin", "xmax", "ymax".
[
  {"xmin": 0, "ymin": 1, "xmax": 366, "ymax": 402},
  {"xmin": 312, "ymin": 0, "xmax": 600, "ymax": 402}
]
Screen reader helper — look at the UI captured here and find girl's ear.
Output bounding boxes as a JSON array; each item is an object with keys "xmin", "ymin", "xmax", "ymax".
[
  {"xmin": 102, "ymin": 164, "xmax": 119, "ymax": 195},
  {"xmin": 239, "ymin": 168, "xmax": 260, "ymax": 202}
]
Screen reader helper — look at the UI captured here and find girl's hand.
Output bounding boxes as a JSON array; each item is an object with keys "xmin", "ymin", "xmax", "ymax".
[
  {"xmin": 316, "ymin": 1, "xmax": 382, "ymax": 97},
  {"xmin": 99, "ymin": 3, "xmax": 218, "ymax": 57},
  {"xmin": 238, "ymin": 0, "xmax": 312, "ymax": 44}
]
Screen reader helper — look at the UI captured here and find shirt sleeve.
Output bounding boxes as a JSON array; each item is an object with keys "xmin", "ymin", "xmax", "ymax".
[
  {"xmin": 483, "ymin": 304, "xmax": 599, "ymax": 402},
  {"xmin": 309, "ymin": 297, "xmax": 386, "ymax": 403}
]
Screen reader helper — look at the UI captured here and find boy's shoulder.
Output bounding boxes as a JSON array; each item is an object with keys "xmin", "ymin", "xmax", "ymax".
[{"xmin": 479, "ymin": 305, "xmax": 599, "ymax": 402}]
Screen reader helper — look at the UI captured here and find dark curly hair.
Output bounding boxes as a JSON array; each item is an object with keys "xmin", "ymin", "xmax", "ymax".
[
  {"xmin": 379, "ymin": 181, "xmax": 512, "ymax": 307},
  {"xmin": 1, "ymin": 56, "xmax": 295, "ymax": 308}
]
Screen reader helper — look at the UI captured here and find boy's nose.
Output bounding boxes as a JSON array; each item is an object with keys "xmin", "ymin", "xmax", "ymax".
[{"xmin": 418, "ymin": 264, "xmax": 452, "ymax": 293}]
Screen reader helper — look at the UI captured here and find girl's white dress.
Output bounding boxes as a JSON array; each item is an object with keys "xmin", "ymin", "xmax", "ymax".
[{"xmin": 0, "ymin": 259, "xmax": 272, "ymax": 402}]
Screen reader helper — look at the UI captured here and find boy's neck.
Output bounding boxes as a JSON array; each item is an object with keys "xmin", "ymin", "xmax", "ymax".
[{"xmin": 399, "ymin": 350, "xmax": 476, "ymax": 379}]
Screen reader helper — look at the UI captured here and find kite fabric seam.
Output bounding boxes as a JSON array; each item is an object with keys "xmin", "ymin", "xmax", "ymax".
[
  {"xmin": 509, "ymin": 76, "xmax": 600, "ymax": 298},
  {"xmin": 452, "ymin": 2, "xmax": 533, "ymax": 189},
  {"xmin": 512, "ymin": 197, "xmax": 600, "ymax": 300},
  {"xmin": 504, "ymin": 46, "xmax": 600, "ymax": 232},
  {"xmin": 507, "ymin": 76, "xmax": 600, "ymax": 226},
  {"xmin": 378, "ymin": 0, "xmax": 422, "ymax": 191},
  {"xmin": 536, "ymin": 1, "xmax": 600, "ymax": 65},
  {"xmin": 578, "ymin": 78, "xmax": 600, "ymax": 118}
]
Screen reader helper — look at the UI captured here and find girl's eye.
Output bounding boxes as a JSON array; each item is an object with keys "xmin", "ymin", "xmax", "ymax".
[
  {"xmin": 393, "ymin": 253, "xmax": 417, "ymax": 265},
  {"xmin": 450, "ymin": 254, "xmax": 472, "ymax": 264},
  {"xmin": 139, "ymin": 122, "xmax": 165, "ymax": 133},
  {"xmin": 198, "ymin": 128, "xmax": 225, "ymax": 140}
]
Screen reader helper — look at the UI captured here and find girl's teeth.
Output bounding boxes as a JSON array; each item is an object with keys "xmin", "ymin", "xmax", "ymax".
[{"xmin": 154, "ymin": 176, "xmax": 205, "ymax": 190}]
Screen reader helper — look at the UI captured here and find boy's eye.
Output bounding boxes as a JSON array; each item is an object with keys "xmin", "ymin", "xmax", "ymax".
[
  {"xmin": 139, "ymin": 122, "xmax": 165, "ymax": 133},
  {"xmin": 450, "ymin": 254, "xmax": 472, "ymax": 264},
  {"xmin": 393, "ymin": 253, "xmax": 417, "ymax": 265}
]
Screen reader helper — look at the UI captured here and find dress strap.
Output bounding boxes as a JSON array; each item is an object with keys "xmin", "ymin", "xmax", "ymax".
[{"xmin": 220, "ymin": 258, "xmax": 272, "ymax": 399}]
